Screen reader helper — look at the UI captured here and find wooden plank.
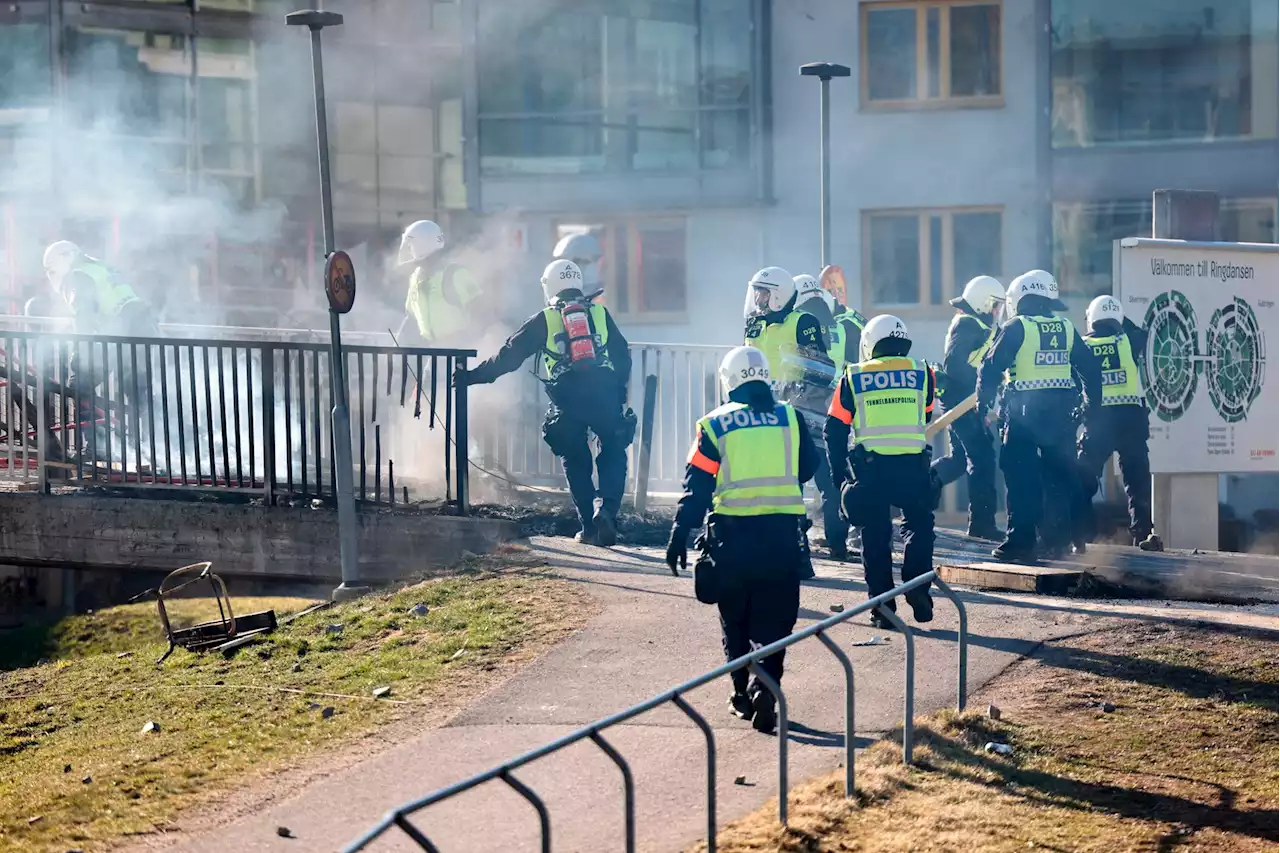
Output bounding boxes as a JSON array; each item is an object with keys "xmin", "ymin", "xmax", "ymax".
[{"xmin": 939, "ymin": 561, "xmax": 1085, "ymax": 595}]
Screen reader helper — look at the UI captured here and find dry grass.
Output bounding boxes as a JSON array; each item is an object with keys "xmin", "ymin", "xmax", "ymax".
[
  {"xmin": 696, "ymin": 622, "xmax": 1279, "ymax": 853},
  {"xmin": 0, "ymin": 546, "xmax": 593, "ymax": 853}
]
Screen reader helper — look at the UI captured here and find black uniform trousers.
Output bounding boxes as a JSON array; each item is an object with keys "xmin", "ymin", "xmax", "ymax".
[
  {"xmin": 1074, "ymin": 404, "xmax": 1153, "ymax": 543},
  {"xmin": 705, "ymin": 514, "xmax": 804, "ymax": 705},
  {"xmin": 543, "ymin": 387, "xmax": 629, "ymax": 530},
  {"xmin": 999, "ymin": 409, "xmax": 1077, "ymax": 552},
  {"xmin": 850, "ymin": 451, "xmax": 934, "ymax": 608},
  {"xmin": 811, "ymin": 453, "xmax": 850, "ymax": 551},
  {"xmin": 929, "ymin": 409, "xmax": 998, "ymax": 531}
]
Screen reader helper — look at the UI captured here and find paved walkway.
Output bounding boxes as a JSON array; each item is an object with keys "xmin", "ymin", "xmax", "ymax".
[{"xmin": 148, "ymin": 535, "xmax": 1274, "ymax": 853}]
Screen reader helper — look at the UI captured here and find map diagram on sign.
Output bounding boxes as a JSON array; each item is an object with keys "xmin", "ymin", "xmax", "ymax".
[{"xmin": 1140, "ymin": 291, "xmax": 1266, "ymax": 424}]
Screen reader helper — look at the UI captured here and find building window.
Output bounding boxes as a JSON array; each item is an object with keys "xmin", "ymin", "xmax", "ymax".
[
  {"xmin": 1051, "ymin": 0, "xmax": 1278, "ymax": 147},
  {"xmin": 554, "ymin": 217, "xmax": 687, "ymax": 319},
  {"xmin": 1053, "ymin": 198, "xmax": 1278, "ymax": 298},
  {"xmin": 861, "ymin": 1, "xmax": 1002, "ymax": 108},
  {"xmin": 863, "ymin": 208, "xmax": 1003, "ymax": 308},
  {"xmin": 478, "ymin": 0, "xmax": 753, "ymax": 175}
]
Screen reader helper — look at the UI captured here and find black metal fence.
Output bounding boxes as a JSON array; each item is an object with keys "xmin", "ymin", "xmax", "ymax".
[
  {"xmin": 343, "ymin": 572, "xmax": 969, "ymax": 853},
  {"xmin": 0, "ymin": 331, "xmax": 473, "ymax": 509}
]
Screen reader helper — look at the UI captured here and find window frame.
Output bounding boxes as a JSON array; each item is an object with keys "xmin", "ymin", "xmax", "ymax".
[
  {"xmin": 476, "ymin": 0, "xmax": 757, "ymax": 176},
  {"xmin": 861, "ymin": 205, "xmax": 1004, "ymax": 313},
  {"xmin": 859, "ymin": 0, "xmax": 1005, "ymax": 111},
  {"xmin": 552, "ymin": 214, "xmax": 689, "ymax": 324}
]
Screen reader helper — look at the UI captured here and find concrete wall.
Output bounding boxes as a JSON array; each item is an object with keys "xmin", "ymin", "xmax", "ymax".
[{"xmin": 0, "ymin": 495, "xmax": 520, "ymax": 584}]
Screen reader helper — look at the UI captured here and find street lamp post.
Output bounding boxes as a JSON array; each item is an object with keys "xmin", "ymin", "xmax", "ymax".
[
  {"xmin": 799, "ymin": 62, "xmax": 850, "ymax": 269},
  {"xmin": 287, "ymin": 9, "xmax": 367, "ymax": 601}
]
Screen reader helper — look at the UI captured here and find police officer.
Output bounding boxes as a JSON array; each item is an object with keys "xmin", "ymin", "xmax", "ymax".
[
  {"xmin": 978, "ymin": 270, "xmax": 1102, "ymax": 562},
  {"xmin": 743, "ymin": 267, "xmax": 829, "ymax": 384},
  {"xmin": 793, "ymin": 274, "xmax": 858, "ymax": 560},
  {"xmin": 400, "ymin": 219, "xmax": 481, "ymax": 346},
  {"xmin": 1073, "ymin": 295, "xmax": 1163, "ymax": 552},
  {"xmin": 665, "ymin": 346, "xmax": 817, "ymax": 734},
  {"xmin": 43, "ymin": 241, "xmax": 155, "ymax": 337},
  {"xmin": 43, "ymin": 241, "xmax": 157, "ymax": 434},
  {"xmin": 794, "ymin": 274, "xmax": 861, "ymax": 373},
  {"xmin": 458, "ymin": 260, "xmax": 634, "ymax": 545},
  {"xmin": 825, "ymin": 315, "xmax": 937, "ymax": 627},
  {"xmin": 929, "ymin": 275, "xmax": 1006, "ymax": 541}
]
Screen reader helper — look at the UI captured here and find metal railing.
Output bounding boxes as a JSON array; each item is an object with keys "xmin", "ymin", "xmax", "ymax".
[
  {"xmin": 0, "ymin": 330, "xmax": 473, "ymax": 509},
  {"xmin": 343, "ymin": 572, "xmax": 968, "ymax": 853}
]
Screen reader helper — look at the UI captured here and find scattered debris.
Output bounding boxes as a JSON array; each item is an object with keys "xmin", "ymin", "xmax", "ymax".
[
  {"xmin": 830, "ymin": 603, "xmax": 845, "ymax": 613},
  {"xmin": 63, "ymin": 764, "xmax": 71, "ymax": 774},
  {"xmin": 851, "ymin": 635, "xmax": 891, "ymax": 647},
  {"xmin": 987, "ymin": 704, "xmax": 1002, "ymax": 721},
  {"xmin": 984, "ymin": 742, "xmax": 1014, "ymax": 756},
  {"xmin": 733, "ymin": 775, "xmax": 748, "ymax": 785},
  {"xmin": 371, "ymin": 686, "xmax": 392, "ymax": 699},
  {"xmin": 291, "ymin": 662, "xmax": 303, "ymax": 673},
  {"xmin": 308, "ymin": 703, "xmax": 321, "ymax": 711},
  {"xmin": 140, "ymin": 721, "xmax": 160, "ymax": 734},
  {"xmin": 277, "ymin": 826, "xmax": 294, "ymax": 838},
  {"xmin": 321, "ymin": 706, "xmax": 335, "ymax": 720},
  {"xmin": 409, "ymin": 603, "xmax": 430, "ymax": 617},
  {"xmin": 81, "ymin": 775, "xmax": 93, "ymax": 784},
  {"xmin": 450, "ymin": 648, "xmax": 467, "ymax": 660},
  {"xmin": 1101, "ymin": 701, "xmax": 1117, "ymax": 713},
  {"xmin": 26, "ymin": 815, "xmax": 42, "ymax": 825},
  {"xmin": 115, "ymin": 651, "xmax": 133, "ymax": 659},
  {"xmin": 326, "ymin": 624, "xmax": 344, "ymax": 636},
  {"xmin": 311, "ymin": 499, "xmax": 324, "ymax": 510}
]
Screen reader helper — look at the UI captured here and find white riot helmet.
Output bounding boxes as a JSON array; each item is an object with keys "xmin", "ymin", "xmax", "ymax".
[
  {"xmin": 43, "ymin": 240, "xmax": 81, "ymax": 290},
  {"xmin": 553, "ymin": 232, "xmax": 604, "ymax": 295},
  {"xmin": 397, "ymin": 220, "xmax": 444, "ymax": 265},
  {"xmin": 1005, "ymin": 269, "xmax": 1059, "ymax": 315},
  {"xmin": 541, "ymin": 259, "xmax": 585, "ymax": 304},
  {"xmin": 859, "ymin": 313, "xmax": 910, "ymax": 362},
  {"xmin": 744, "ymin": 266, "xmax": 795, "ymax": 318},
  {"xmin": 718, "ymin": 345, "xmax": 771, "ymax": 395},
  {"xmin": 793, "ymin": 274, "xmax": 822, "ymax": 302},
  {"xmin": 1086, "ymin": 294, "xmax": 1124, "ymax": 328},
  {"xmin": 952, "ymin": 275, "xmax": 1005, "ymax": 318}
]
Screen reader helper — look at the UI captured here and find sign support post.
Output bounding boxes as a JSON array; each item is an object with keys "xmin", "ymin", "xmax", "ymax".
[{"xmin": 288, "ymin": 9, "xmax": 367, "ymax": 600}]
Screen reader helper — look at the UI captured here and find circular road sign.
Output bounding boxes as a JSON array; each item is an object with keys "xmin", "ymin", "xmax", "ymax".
[{"xmin": 325, "ymin": 250, "xmax": 357, "ymax": 314}]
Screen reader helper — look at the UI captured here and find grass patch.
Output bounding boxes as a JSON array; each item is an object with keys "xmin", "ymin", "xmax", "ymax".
[
  {"xmin": 0, "ymin": 548, "xmax": 591, "ymax": 853},
  {"xmin": 697, "ymin": 622, "xmax": 1278, "ymax": 852}
]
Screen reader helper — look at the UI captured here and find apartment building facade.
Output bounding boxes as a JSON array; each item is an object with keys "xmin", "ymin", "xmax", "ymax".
[{"xmin": 0, "ymin": 0, "xmax": 1274, "ymax": 353}]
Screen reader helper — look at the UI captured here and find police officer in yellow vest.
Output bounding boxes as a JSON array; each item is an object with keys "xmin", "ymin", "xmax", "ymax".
[
  {"xmin": 458, "ymin": 260, "xmax": 634, "ymax": 546},
  {"xmin": 743, "ymin": 266, "xmax": 829, "ymax": 385},
  {"xmin": 825, "ymin": 315, "xmax": 938, "ymax": 627},
  {"xmin": 43, "ymin": 240, "xmax": 158, "ymax": 434},
  {"xmin": 928, "ymin": 275, "xmax": 1006, "ymax": 541},
  {"xmin": 43, "ymin": 241, "xmax": 155, "ymax": 337},
  {"xmin": 1073, "ymin": 296, "xmax": 1163, "ymax": 552},
  {"xmin": 794, "ymin": 274, "xmax": 862, "ymax": 373},
  {"xmin": 665, "ymin": 346, "xmax": 818, "ymax": 734},
  {"xmin": 792, "ymin": 273, "xmax": 861, "ymax": 559},
  {"xmin": 978, "ymin": 270, "xmax": 1102, "ymax": 562},
  {"xmin": 399, "ymin": 219, "xmax": 481, "ymax": 347}
]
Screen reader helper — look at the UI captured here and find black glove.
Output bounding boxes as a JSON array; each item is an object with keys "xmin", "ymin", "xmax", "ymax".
[{"xmin": 665, "ymin": 526, "xmax": 689, "ymax": 576}]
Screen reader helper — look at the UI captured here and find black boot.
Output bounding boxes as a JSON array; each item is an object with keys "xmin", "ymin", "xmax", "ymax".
[
  {"xmin": 728, "ymin": 691, "xmax": 754, "ymax": 721},
  {"xmin": 593, "ymin": 508, "xmax": 618, "ymax": 547},
  {"xmin": 992, "ymin": 541, "xmax": 1037, "ymax": 563},
  {"xmin": 750, "ymin": 690, "xmax": 777, "ymax": 734}
]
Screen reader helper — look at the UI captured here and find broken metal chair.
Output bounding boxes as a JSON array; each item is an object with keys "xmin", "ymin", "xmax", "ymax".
[{"xmin": 134, "ymin": 561, "xmax": 278, "ymax": 664}]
